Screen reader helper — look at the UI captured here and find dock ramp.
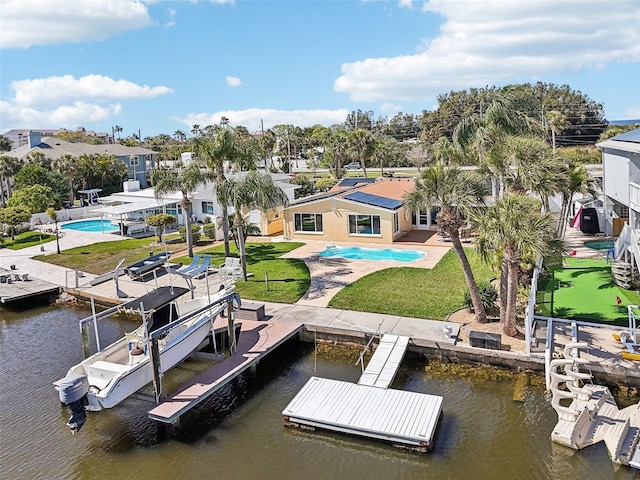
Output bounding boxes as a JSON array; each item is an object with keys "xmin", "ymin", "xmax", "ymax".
[{"xmin": 358, "ymin": 334, "xmax": 409, "ymax": 389}]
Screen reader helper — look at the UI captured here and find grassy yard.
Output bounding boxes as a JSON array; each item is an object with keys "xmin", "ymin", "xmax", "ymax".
[
  {"xmin": 536, "ymin": 257, "xmax": 640, "ymax": 326},
  {"xmin": 33, "ymin": 234, "xmax": 195, "ymax": 274},
  {"xmin": 328, "ymin": 249, "xmax": 495, "ymax": 320},
  {"xmin": 1, "ymin": 231, "xmax": 56, "ymax": 250},
  {"xmin": 172, "ymin": 241, "xmax": 309, "ymax": 304}
]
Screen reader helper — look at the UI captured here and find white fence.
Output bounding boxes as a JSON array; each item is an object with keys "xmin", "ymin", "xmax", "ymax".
[
  {"xmin": 30, "ymin": 206, "xmax": 102, "ymax": 228},
  {"xmin": 525, "ymin": 257, "xmax": 544, "ymax": 356}
]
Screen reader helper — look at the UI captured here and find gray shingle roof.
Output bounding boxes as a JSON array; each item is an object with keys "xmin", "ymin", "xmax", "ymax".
[{"xmin": 9, "ymin": 137, "xmax": 155, "ymax": 160}]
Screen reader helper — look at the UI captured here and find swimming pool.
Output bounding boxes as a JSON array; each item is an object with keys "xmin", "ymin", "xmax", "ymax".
[
  {"xmin": 319, "ymin": 246, "xmax": 425, "ymax": 262},
  {"xmin": 61, "ymin": 219, "xmax": 119, "ymax": 233}
]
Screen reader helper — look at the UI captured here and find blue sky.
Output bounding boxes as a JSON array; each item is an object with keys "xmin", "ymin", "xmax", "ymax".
[{"xmin": 1, "ymin": 0, "xmax": 639, "ymax": 139}]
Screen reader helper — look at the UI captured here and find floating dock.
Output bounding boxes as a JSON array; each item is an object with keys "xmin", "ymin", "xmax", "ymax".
[
  {"xmin": 283, "ymin": 334, "xmax": 443, "ymax": 452},
  {"xmin": 0, "ymin": 268, "xmax": 61, "ymax": 304},
  {"xmin": 148, "ymin": 319, "xmax": 302, "ymax": 424}
]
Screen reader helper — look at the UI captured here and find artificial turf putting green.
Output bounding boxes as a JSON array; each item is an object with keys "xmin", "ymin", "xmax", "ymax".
[{"xmin": 536, "ymin": 257, "xmax": 640, "ymax": 326}]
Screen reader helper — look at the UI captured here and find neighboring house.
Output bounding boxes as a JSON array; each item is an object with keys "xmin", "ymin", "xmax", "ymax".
[
  {"xmin": 596, "ymin": 128, "xmax": 640, "ymax": 236},
  {"xmin": 8, "ymin": 131, "xmax": 155, "ymax": 188},
  {"xmin": 282, "ymin": 177, "xmax": 423, "ymax": 245},
  {"xmin": 97, "ymin": 172, "xmax": 297, "ymax": 237},
  {"xmin": 3, "ymin": 127, "xmax": 114, "ymax": 149}
]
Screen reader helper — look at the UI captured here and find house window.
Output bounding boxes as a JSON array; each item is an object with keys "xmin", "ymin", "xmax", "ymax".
[
  {"xmin": 348, "ymin": 214, "xmax": 381, "ymax": 235},
  {"xmin": 166, "ymin": 203, "xmax": 182, "ymax": 216},
  {"xmin": 394, "ymin": 212, "xmax": 399, "ymax": 233},
  {"xmin": 294, "ymin": 213, "xmax": 323, "ymax": 232},
  {"xmin": 130, "ymin": 156, "xmax": 139, "ymax": 166},
  {"xmin": 202, "ymin": 201, "xmax": 215, "ymax": 214}
]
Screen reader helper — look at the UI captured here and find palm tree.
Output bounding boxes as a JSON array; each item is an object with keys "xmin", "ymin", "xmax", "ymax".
[
  {"xmin": 403, "ymin": 162, "xmax": 489, "ymax": 323},
  {"xmin": 0, "ymin": 155, "xmax": 20, "ymax": 208},
  {"xmin": 454, "ymin": 95, "xmax": 536, "ymax": 165},
  {"xmin": 346, "ymin": 129, "xmax": 376, "ymax": 177},
  {"xmin": 545, "ymin": 110, "xmax": 568, "ymax": 154},
  {"xmin": 151, "ymin": 162, "xmax": 206, "ymax": 258},
  {"xmin": 52, "ymin": 153, "xmax": 77, "ymax": 205},
  {"xmin": 558, "ymin": 163, "xmax": 596, "ymax": 237},
  {"xmin": 46, "ymin": 207, "xmax": 61, "ymax": 254},
  {"xmin": 193, "ymin": 125, "xmax": 256, "ymax": 257},
  {"xmin": 473, "ymin": 195, "xmax": 555, "ymax": 337},
  {"xmin": 216, "ymin": 171, "xmax": 289, "ymax": 280}
]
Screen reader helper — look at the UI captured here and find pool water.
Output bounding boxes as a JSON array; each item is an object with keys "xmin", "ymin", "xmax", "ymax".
[
  {"xmin": 61, "ymin": 219, "xmax": 119, "ymax": 233},
  {"xmin": 319, "ymin": 246, "xmax": 425, "ymax": 262}
]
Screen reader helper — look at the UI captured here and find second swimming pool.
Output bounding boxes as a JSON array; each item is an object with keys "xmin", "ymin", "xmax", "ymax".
[{"xmin": 61, "ymin": 219, "xmax": 119, "ymax": 233}]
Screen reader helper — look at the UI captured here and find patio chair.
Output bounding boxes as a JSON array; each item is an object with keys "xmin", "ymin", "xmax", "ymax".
[
  {"xmin": 219, "ymin": 257, "xmax": 243, "ymax": 280},
  {"xmin": 188, "ymin": 254, "xmax": 212, "ymax": 278},
  {"xmin": 177, "ymin": 254, "xmax": 201, "ymax": 274}
]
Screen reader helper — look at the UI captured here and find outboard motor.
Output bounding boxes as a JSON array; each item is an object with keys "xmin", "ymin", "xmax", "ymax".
[{"xmin": 58, "ymin": 375, "xmax": 89, "ymax": 433}]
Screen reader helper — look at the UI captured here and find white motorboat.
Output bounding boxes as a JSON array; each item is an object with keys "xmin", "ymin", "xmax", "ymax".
[{"xmin": 55, "ymin": 285, "xmax": 239, "ymax": 432}]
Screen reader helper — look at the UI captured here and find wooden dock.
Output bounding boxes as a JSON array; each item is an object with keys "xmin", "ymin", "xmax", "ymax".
[
  {"xmin": 148, "ymin": 319, "xmax": 302, "ymax": 424},
  {"xmin": 283, "ymin": 334, "xmax": 443, "ymax": 452},
  {"xmin": 358, "ymin": 334, "xmax": 409, "ymax": 388},
  {"xmin": 0, "ymin": 269, "xmax": 61, "ymax": 304}
]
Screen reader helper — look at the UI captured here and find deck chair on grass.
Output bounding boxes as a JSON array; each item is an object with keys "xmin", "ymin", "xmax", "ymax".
[{"xmin": 177, "ymin": 254, "xmax": 200, "ymax": 274}]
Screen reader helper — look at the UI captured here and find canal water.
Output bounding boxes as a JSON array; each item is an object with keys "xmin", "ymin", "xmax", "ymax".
[{"xmin": 1, "ymin": 304, "xmax": 637, "ymax": 480}]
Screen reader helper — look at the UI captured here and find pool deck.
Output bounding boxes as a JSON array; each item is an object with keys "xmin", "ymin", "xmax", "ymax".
[{"xmin": 280, "ymin": 238, "xmax": 450, "ymax": 307}]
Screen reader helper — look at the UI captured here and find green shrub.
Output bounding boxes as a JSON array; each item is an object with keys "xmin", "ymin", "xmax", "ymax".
[
  {"xmin": 202, "ymin": 222, "xmax": 217, "ymax": 240},
  {"xmin": 315, "ymin": 177, "xmax": 337, "ymax": 191},
  {"xmin": 463, "ymin": 281, "xmax": 498, "ymax": 314},
  {"xmin": 179, "ymin": 224, "xmax": 201, "ymax": 243}
]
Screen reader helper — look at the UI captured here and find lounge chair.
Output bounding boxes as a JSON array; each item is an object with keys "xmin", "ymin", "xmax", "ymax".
[
  {"xmin": 188, "ymin": 254, "xmax": 213, "ymax": 278},
  {"xmin": 124, "ymin": 252, "xmax": 172, "ymax": 279},
  {"xmin": 177, "ymin": 254, "xmax": 201, "ymax": 274},
  {"xmin": 219, "ymin": 257, "xmax": 243, "ymax": 280}
]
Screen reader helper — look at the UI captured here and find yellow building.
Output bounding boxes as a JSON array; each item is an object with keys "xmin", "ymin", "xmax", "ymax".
[{"xmin": 282, "ymin": 177, "xmax": 424, "ymax": 245}]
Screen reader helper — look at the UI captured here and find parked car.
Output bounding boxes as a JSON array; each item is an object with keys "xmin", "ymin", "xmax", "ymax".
[{"xmin": 343, "ymin": 162, "xmax": 361, "ymax": 170}]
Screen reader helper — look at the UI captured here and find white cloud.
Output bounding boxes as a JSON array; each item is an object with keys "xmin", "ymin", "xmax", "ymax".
[
  {"xmin": 226, "ymin": 76, "xmax": 244, "ymax": 87},
  {"xmin": 0, "ymin": 74, "xmax": 170, "ymax": 131},
  {"xmin": 380, "ymin": 103, "xmax": 403, "ymax": 114},
  {"xmin": 176, "ymin": 108, "xmax": 350, "ymax": 131},
  {"xmin": 0, "ymin": 100, "xmax": 121, "ymax": 129},
  {"xmin": 164, "ymin": 8, "xmax": 177, "ymax": 28},
  {"xmin": 398, "ymin": 0, "xmax": 415, "ymax": 9},
  {"xmin": 0, "ymin": 0, "xmax": 153, "ymax": 49},
  {"xmin": 335, "ymin": 0, "xmax": 640, "ymax": 103},
  {"xmin": 10, "ymin": 75, "xmax": 173, "ymax": 107}
]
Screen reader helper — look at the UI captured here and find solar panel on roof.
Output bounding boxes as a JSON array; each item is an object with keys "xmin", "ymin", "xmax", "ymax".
[
  {"xmin": 612, "ymin": 128, "xmax": 640, "ymax": 143},
  {"xmin": 344, "ymin": 191, "xmax": 403, "ymax": 210},
  {"xmin": 338, "ymin": 178, "xmax": 376, "ymax": 187}
]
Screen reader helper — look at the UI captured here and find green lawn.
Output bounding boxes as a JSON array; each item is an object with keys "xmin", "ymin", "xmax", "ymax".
[
  {"xmin": 536, "ymin": 257, "xmax": 640, "ymax": 325},
  {"xmin": 33, "ymin": 234, "xmax": 193, "ymax": 274},
  {"xmin": 1, "ymin": 231, "xmax": 56, "ymax": 250},
  {"xmin": 172, "ymin": 241, "xmax": 309, "ymax": 304},
  {"xmin": 328, "ymin": 249, "xmax": 495, "ymax": 320}
]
